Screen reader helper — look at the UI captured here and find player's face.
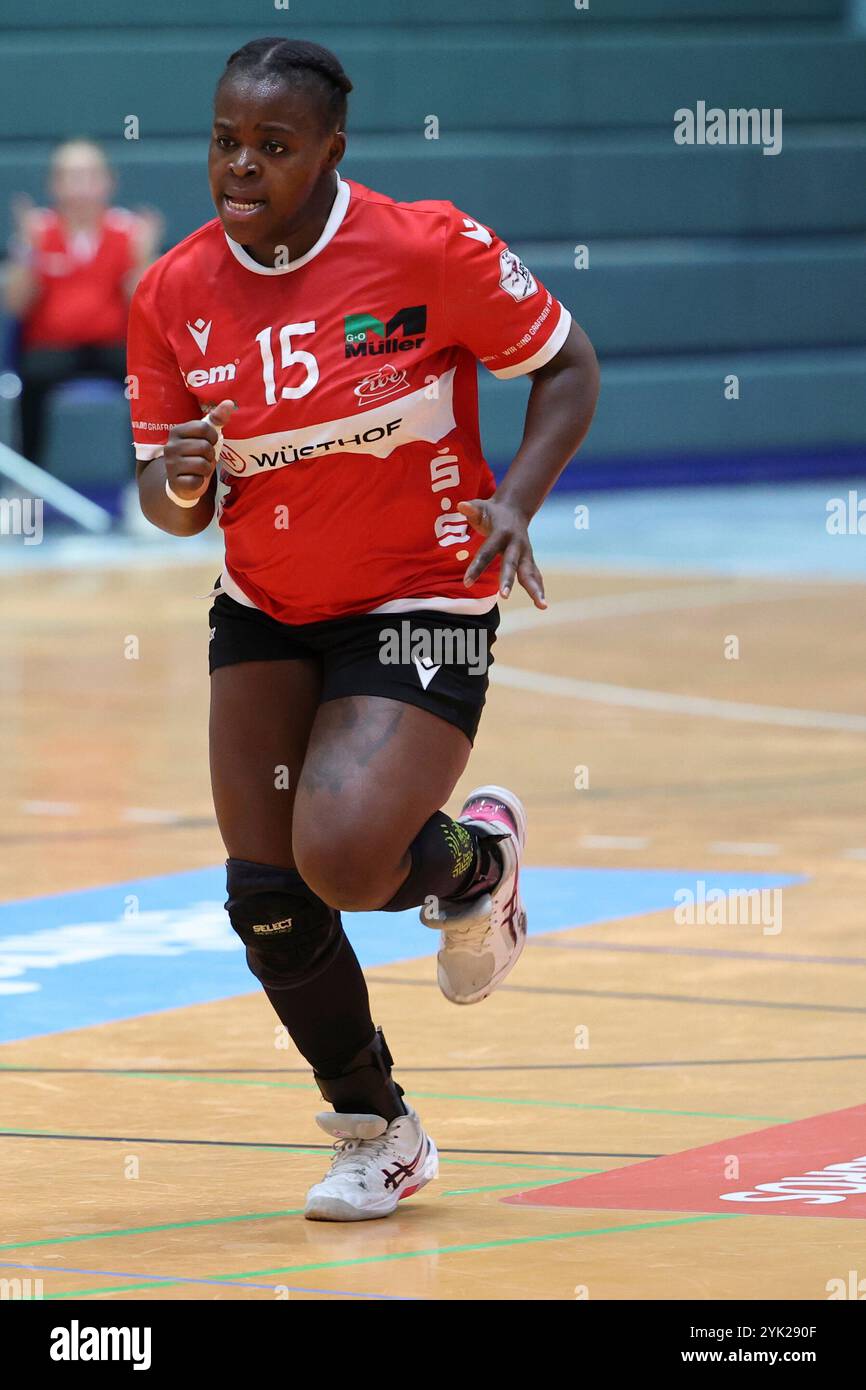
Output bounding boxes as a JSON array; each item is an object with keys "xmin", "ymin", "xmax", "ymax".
[
  {"xmin": 51, "ymin": 146, "xmax": 113, "ymax": 214},
  {"xmin": 209, "ymin": 73, "xmax": 343, "ymax": 261}
]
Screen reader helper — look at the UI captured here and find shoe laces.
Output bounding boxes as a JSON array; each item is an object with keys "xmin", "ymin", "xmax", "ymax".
[
  {"xmin": 446, "ymin": 901, "xmax": 495, "ymax": 952},
  {"xmin": 327, "ymin": 1132, "xmax": 394, "ymax": 1185}
]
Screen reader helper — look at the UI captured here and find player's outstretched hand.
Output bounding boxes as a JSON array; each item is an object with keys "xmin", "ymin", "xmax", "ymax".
[
  {"xmin": 165, "ymin": 399, "xmax": 237, "ymax": 502},
  {"xmin": 458, "ymin": 498, "xmax": 547, "ymax": 610},
  {"xmin": 10, "ymin": 193, "xmax": 42, "ymax": 254}
]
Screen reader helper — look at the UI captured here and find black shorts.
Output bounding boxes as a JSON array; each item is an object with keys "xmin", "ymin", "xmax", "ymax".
[{"xmin": 208, "ymin": 591, "xmax": 500, "ymax": 744}]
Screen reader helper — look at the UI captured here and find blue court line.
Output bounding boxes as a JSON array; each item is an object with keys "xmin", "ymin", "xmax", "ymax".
[
  {"xmin": 0, "ymin": 1260, "xmax": 415, "ymax": 1300},
  {"xmin": 0, "ymin": 864, "xmax": 804, "ymax": 1043}
]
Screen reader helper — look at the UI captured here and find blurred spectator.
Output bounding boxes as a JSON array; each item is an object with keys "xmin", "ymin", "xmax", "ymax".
[{"xmin": 4, "ymin": 139, "xmax": 163, "ymax": 466}]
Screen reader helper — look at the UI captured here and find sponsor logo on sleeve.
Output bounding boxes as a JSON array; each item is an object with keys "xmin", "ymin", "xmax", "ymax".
[{"xmin": 498, "ymin": 249, "xmax": 538, "ymax": 302}]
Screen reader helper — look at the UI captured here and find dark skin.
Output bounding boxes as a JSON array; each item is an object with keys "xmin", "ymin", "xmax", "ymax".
[{"xmin": 141, "ymin": 70, "xmax": 600, "ymax": 909}]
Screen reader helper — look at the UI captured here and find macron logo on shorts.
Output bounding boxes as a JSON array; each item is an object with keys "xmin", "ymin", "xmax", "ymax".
[{"xmin": 413, "ymin": 656, "xmax": 441, "ymax": 690}]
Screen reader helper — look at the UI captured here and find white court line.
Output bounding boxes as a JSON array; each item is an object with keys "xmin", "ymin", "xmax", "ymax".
[
  {"xmin": 707, "ymin": 841, "xmax": 781, "ymax": 857},
  {"xmin": 496, "ymin": 582, "xmax": 806, "ymax": 635},
  {"xmin": 20, "ymin": 801, "xmax": 79, "ymax": 816},
  {"xmin": 490, "ymin": 664, "xmax": 866, "ymax": 733},
  {"xmin": 580, "ymin": 835, "xmax": 650, "ymax": 850},
  {"xmin": 121, "ymin": 808, "xmax": 184, "ymax": 824}
]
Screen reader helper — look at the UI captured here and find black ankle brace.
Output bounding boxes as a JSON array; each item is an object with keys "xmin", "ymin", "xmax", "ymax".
[{"xmin": 313, "ymin": 1027, "xmax": 407, "ymax": 1122}]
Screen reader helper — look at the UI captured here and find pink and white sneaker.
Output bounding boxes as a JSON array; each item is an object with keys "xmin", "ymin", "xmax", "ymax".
[
  {"xmin": 305, "ymin": 1105, "xmax": 439, "ymax": 1221},
  {"xmin": 420, "ymin": 784, "xmax": 528, "ymax": 1005}
]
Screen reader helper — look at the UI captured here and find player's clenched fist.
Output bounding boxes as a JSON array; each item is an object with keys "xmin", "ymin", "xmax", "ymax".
[{"xmin": 164, "ymin": 398, "xmax": 237, "ymax": 502}]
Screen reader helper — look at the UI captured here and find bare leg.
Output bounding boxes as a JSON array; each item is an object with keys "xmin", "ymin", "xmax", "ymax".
[
  {"xmin": 209, "ymin": 658, "xmax": 321, "ymax": 865},
  {"xmin": 293, "ymin": 696, "xmax": 472, "ymax": 910},
  {"xmin": 209, "ymin": 659, "xmax": 379, "ymax": 1077}
]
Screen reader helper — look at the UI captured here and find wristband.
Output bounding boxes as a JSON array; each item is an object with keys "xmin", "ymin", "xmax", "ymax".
[{"xmin": 165, "ymin": 477, "xmax": 203, "ymax": 509}]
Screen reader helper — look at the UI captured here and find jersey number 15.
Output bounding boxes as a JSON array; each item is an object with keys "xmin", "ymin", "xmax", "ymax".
[{"xmin": 255, "ymin": 321, "xmax": 319, "ymax": 404}]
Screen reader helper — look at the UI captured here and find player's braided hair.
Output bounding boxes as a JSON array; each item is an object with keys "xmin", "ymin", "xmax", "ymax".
[{"xmin": 220, "ymin": 38, "xmax": 352, "ymax": 131}]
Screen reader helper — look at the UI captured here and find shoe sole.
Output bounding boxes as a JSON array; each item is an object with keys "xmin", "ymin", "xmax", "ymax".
[
  {"xmin": 437, "ymin": 904, "xmax": 527, "ymax": 1005},
  {"xmin": 304, "ymin": 1138, "xmax": 439, "ymax": 1222},
  {"xmin": 440, "ymin": 785, "xmax": 528, "ymax": 1005},
  {"xmin": 460, "ymin": 783, "xmax": 528, "ymax": 849}
]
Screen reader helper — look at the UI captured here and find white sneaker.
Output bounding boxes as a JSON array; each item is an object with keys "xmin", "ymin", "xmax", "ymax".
[
  {"xmin": 304, "ymin": 1105, "xmax": 439, "ymax": 1222},
  {"xmin": 421, "ymin": 784, "xmax": 528, "ymax": 1005}
]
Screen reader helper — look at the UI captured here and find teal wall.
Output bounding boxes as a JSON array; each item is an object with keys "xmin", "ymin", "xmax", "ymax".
[{"xmin": 1, "ymin": 0, "xmax": 863, "ymax": 483}]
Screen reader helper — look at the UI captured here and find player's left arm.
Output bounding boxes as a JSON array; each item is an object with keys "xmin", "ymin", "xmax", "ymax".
[{"xmin": 460, "ymin": 319, "xmax": 599, "ymax": 609}]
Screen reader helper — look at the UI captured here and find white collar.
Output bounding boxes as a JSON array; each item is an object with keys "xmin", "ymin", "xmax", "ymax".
[{"xmin": 224, "ymin": 173, "xmax": 350, "ymax": 276}]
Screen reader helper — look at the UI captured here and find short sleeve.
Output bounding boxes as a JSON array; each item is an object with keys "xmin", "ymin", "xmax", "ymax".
[
  {"xmin": 441, "ymin": 208, "xmax": 572, "ymax": 379},
  {"xmin": 127, "ymin": 274, "xmax": 199, "ymax": 461}
]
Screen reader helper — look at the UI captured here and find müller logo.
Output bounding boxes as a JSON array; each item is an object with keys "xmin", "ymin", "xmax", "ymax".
[
  {"xmin": 720, "ymin": 1153, "xmax": 866, "ymax": 1205},
  {"xmin": 344, "ymin": 305, "xmax": 427, "ymax": 357}
]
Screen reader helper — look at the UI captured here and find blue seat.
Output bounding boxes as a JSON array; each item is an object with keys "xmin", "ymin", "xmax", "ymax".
[{"xmin": 40, "ymin": 376, "xmax": 131, "ymax": 487}]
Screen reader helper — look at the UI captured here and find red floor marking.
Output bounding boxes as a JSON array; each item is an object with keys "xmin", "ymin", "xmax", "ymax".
[{"xmin": 503, "ymin": 1104, "xmax": 866, "ymax": 1219}]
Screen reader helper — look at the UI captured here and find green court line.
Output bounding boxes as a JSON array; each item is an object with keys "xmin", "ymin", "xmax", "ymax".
[
  {"xmin": 442, "ymin": 1181, "xmax": 562, "ymax": 1196},
  {"xmin": 442, "ymin": 1159, "xmax": 605, "ymax": 1174},
  {"xmin": 0, "ymin": 1208, "xmax": 303, "ymax": 1252},
  {"xmin": 1, "ymin": 1067, "xmax": 791, "ymax": 1123},
  {"xmin": 107, "ymin": 1072, "xmax": 790, "ymax": 1123},
  {"xmin": 127, "ymin": 1072, "xmax": 312, "ymax": 1092},
  {"xmin": 412, "ymin": 1091, "xmax": 786, "ymax": 1122},
  {"xmin": 219, "ymin": 1214, "xmax": 743, "ymax": 1280},
  {"xmin": 48, "ymin": 1213, "xmax": 741, "ymax": 1299},
  {"xmin": 0, "ymin": 1164, "xmax": 604, "ymax": 1255}
]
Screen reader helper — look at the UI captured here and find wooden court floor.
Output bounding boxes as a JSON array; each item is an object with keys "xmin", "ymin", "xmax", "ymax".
[{"xmin": 2, "ymin": 560, "xmax": 865, "ymax": 1300}]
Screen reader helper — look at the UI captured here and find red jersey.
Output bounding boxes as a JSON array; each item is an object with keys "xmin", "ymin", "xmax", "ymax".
[
  {"xmin": 127, "ymin": 175, "xmax": 571, "ymax": 624},
  {"xmin": 23, "ymin": 208, "xmax": 136, "ymax": 349}
]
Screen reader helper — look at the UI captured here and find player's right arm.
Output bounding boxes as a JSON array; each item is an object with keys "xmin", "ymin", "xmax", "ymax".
[
  {"xmin": 127, "ymin": 269, "xmax": 233, "ymax": 536},
  {"xmin": 136, "ymin": 398, "xmax": 235, "ymax": 537}
]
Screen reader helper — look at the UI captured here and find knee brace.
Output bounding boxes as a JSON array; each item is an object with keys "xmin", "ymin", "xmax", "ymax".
[{"xmin": 225, "ymin": 857, "xmax": 343, "ymax": 990}]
